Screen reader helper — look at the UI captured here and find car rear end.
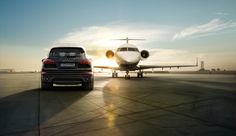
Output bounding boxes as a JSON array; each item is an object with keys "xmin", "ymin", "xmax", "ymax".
[{"xmin": 41, "ymin": 47, "xmax": 94, "ymax": 90}]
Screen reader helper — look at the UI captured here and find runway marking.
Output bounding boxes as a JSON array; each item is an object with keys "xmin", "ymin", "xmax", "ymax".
[
  {"xmin": 102, "ymin": 90, "xmax": 236, "ymax": 131},
  {"xmin": 177, "ymin": 81, "xmax": 236, "ymax": 91},
  {"xmin": 37, "ymin": 90, "xmax": 156, "ymax": 135},
  {"xmin": 38, "ymin": 88, "xmax": 40, "ymax": 136},
  {"xmin": 95, "ymin": 81, "xmax": 110, "ymax": 88},
  {"xmin": 2, "ymin": 74, "xmax": 235, "ymax": 135}
]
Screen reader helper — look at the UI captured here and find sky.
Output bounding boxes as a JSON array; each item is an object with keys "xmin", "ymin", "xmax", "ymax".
[{"xmin": 0, "ymin": 0, "xmax": 236, "ymax": 71}]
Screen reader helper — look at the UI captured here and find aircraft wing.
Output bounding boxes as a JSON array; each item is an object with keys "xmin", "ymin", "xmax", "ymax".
[
  {"xmin": 139, "ymin": 58, "xmax": 198, "ymax": 70},
  {"xmin": 93, "ymin": 66, "xmax": 121, "ymax": 70},
  {"xmin": 94, "ymin": 58, "xmax": 198, "ymax": 70},
  {"xmin": 139, "ymin": 64, "xmax": 198, "ymax": 70}
]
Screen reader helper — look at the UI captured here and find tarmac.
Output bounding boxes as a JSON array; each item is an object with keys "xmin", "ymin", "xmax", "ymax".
[{"xmin": 0, "ymin": 73, "xmax": 236, "ymax": 136}]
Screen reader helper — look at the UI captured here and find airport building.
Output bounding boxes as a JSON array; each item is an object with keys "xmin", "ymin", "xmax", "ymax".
[
  {"xmin": 0, "ymin": 69, "xmax": 15, "ymax": 73},
  {"xmin": 199, "ymin": 61, "xmax": 205, "ymax": 71}
]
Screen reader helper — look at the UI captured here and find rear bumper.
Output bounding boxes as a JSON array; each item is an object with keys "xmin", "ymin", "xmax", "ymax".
[{"xmin": 41, "ymin": 71, "xmax": 93, "ymax": 84}]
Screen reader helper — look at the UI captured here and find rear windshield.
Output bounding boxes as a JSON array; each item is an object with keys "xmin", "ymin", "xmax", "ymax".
[{"xmin": 49, "ymin": 48, "xmax": 85, "ymax": 57}]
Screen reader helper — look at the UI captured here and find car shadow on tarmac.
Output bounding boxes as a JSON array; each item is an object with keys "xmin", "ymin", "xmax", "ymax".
[{"xmin": 0, "ymin": 86, "xmax": 91, "ymax": 136}]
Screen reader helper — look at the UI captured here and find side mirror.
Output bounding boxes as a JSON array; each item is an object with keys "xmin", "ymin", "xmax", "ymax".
[{"xmin": 42, "ymin": 58, "xmax": 45, "ymax": 62}]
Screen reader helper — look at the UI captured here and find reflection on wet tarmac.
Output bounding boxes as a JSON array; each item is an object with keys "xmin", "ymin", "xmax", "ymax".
[
  {"xmin": 0, "ymin": 73, "xmax": 236, "ymax": 136},
  {"xmin": 104, "ymin": 79, "xmax": 120, "ymax": 92}
]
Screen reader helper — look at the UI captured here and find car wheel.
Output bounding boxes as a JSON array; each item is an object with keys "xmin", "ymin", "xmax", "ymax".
[
  {"xmin": 83, "ymin": 82, "xmax": 94, "ymax": 91},
  {"xmin": 41, "ymin": 82, "xmax": 52, "ymax": 90}
]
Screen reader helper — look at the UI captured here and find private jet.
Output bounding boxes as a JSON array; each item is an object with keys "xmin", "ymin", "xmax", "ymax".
[{"xmin": 94, "ymin": 37, "xmax": 198, "ymax": 79}]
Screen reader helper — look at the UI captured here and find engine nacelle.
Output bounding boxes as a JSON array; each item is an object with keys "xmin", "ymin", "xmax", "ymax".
[
  {"xmin": 140, "ymin": 50, "xmax": 149, "ymax": 59},
  {"xmin": 106, "ymin": 50, "xmax": 114, "ymax": 59}
]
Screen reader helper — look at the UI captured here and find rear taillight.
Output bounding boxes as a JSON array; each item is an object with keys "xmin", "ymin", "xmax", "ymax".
[
  {"xmin": 43, "ymin": 59, "xmax": 55, "ymax": 64},
  {"xmin": 80, "ymin": 59, "xmax": 91, "ymax": 65}
]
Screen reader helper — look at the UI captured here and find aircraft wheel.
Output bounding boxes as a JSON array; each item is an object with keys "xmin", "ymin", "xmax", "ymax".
[
  {"xmin": 140, "ymin": 72, "xmax": 143, "ymax": 78},
  {"xmin": 137, "ymin": 72, "xmax": 143, "ymax": 78},
  {"xmin": 125, "ymin": 75, "xmax": 130, "ymax": 79},
  {"xmin": 112, "ymin": 72, "xmax": 118, "ymax": 78}
]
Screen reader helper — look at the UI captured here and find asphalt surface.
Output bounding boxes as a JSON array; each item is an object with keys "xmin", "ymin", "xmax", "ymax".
[{"xmin": 0, "ymin": 73, "xmax": 236, "ymax": 136}]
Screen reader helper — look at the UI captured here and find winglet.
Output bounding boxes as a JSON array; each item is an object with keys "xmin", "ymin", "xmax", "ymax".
[{"xmin": 196, "ymin": 58, "xmax": 198, "ymax": 66}]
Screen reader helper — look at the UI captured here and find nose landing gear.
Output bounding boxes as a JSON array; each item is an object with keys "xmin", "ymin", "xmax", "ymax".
[{"xmin": 125, "ymin": 70, "xmax": 131, "ymax": 79}]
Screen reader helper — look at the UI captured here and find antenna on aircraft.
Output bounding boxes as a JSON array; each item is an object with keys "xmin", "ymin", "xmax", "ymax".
[{"xmin": 115, "ymin": 37, "xmax": 145, "ymax": 44}]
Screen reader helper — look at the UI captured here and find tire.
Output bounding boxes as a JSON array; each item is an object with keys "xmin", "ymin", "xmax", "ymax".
[
  {"xmin": 140, "ymin": 72, "xmax": 143, "ymax": 78},
  {"xmin": 125, "ymin": 75, "xmax": 130, "ymax": 79},
  {"xmin": 41, "ymin": 82, "xmax": 53, "ymax": 90},
  {"xmin": 137, "ymin": 72, "xmax": 143, "ymax": 78},
  {"xmin": 83, "ymin": 82, "xmax": 94, "ymax": 91}
]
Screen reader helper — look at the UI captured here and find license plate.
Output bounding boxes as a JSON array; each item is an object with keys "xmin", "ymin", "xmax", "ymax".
[{"xmin": 60, "ymin": 63, "xmax": 75, "ymax": 67}]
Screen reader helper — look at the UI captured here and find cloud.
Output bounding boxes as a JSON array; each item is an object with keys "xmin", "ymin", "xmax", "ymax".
[
  {"xmin": 140, "ymin": 48, "xmax": 203, "ymax": 65},
  {"xmin": 173, "ymin": 18, "xmax": 236, "ymax": 40},
  {"xmin": 51, "ymin": 22, "xmax": 174, "ymax": 58},
  {"xmin": 47, "ymin": 21, "xmax": 236, "ymax": 70},
  {"xmin": 48, "ymin": 22, "xmax": 203, "ymax": 70},
  {"xmin": 215, "ymin": 12, "xmax": 229, "ymax": 16}
]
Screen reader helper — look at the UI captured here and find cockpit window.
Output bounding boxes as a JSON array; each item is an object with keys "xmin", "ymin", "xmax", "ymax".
[
  {"xmin": 128, "ymin": 48, "xmax": 139, "ymax": 52},
  {"xmin": 117, "ymin": 47, "xmax": 139, "ymax": 52},
  {"xmin": 118, "ymin": 48, "xmax": 127, "ymax": 51}
]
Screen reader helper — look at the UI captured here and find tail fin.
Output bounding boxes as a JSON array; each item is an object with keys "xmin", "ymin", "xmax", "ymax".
[{"xmin": 114, "ymin": 37, "xmax": 145, "ymax": 43}]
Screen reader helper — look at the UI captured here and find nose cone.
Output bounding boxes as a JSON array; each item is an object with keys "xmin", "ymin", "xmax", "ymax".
[
  {"xmin": 116, "ymin": 52, "xmax": 141, "ymax": 64},
  {"xmin": 125, "ymin": 55, "xmax": 140, "ymax": 63}
]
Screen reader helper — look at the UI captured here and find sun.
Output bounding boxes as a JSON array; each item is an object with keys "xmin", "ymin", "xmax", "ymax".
[{"xmin": 93, "ymin": 58, "xmax": 118, "ymax": 67}]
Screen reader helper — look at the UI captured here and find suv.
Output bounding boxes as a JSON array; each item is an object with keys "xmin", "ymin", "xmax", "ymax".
[{"xmin": 41, "ymin": 47, "xmax": 94, "ymax": 90}]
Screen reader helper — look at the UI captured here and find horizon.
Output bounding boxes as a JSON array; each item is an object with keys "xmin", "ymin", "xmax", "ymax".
[{"xmin": 1, "ymin": 0, "xmax": 236, "ymax": 71}]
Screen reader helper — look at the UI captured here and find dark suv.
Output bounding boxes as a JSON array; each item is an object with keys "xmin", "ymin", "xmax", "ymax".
[{"xmin": 41, "ymin": 47, "xmax": 94, "ymax": 90}]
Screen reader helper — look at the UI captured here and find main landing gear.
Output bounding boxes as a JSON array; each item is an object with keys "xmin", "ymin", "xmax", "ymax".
[
  {"xmin": 112, "ymin": 70, "xmax": 144, "ymax": 79},
  {"xmin": 112, "ymin": 70, "xmax": 118, "ymax": 78},
  {"xmin": 137, "ymin": 69, "xmax": 143, "ymax": 78}
]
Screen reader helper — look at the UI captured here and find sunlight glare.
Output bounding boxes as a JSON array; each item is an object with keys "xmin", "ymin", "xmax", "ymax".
[{"xmin": 93, "ymin": 58, "xmax": 118, "ymax": 67}]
